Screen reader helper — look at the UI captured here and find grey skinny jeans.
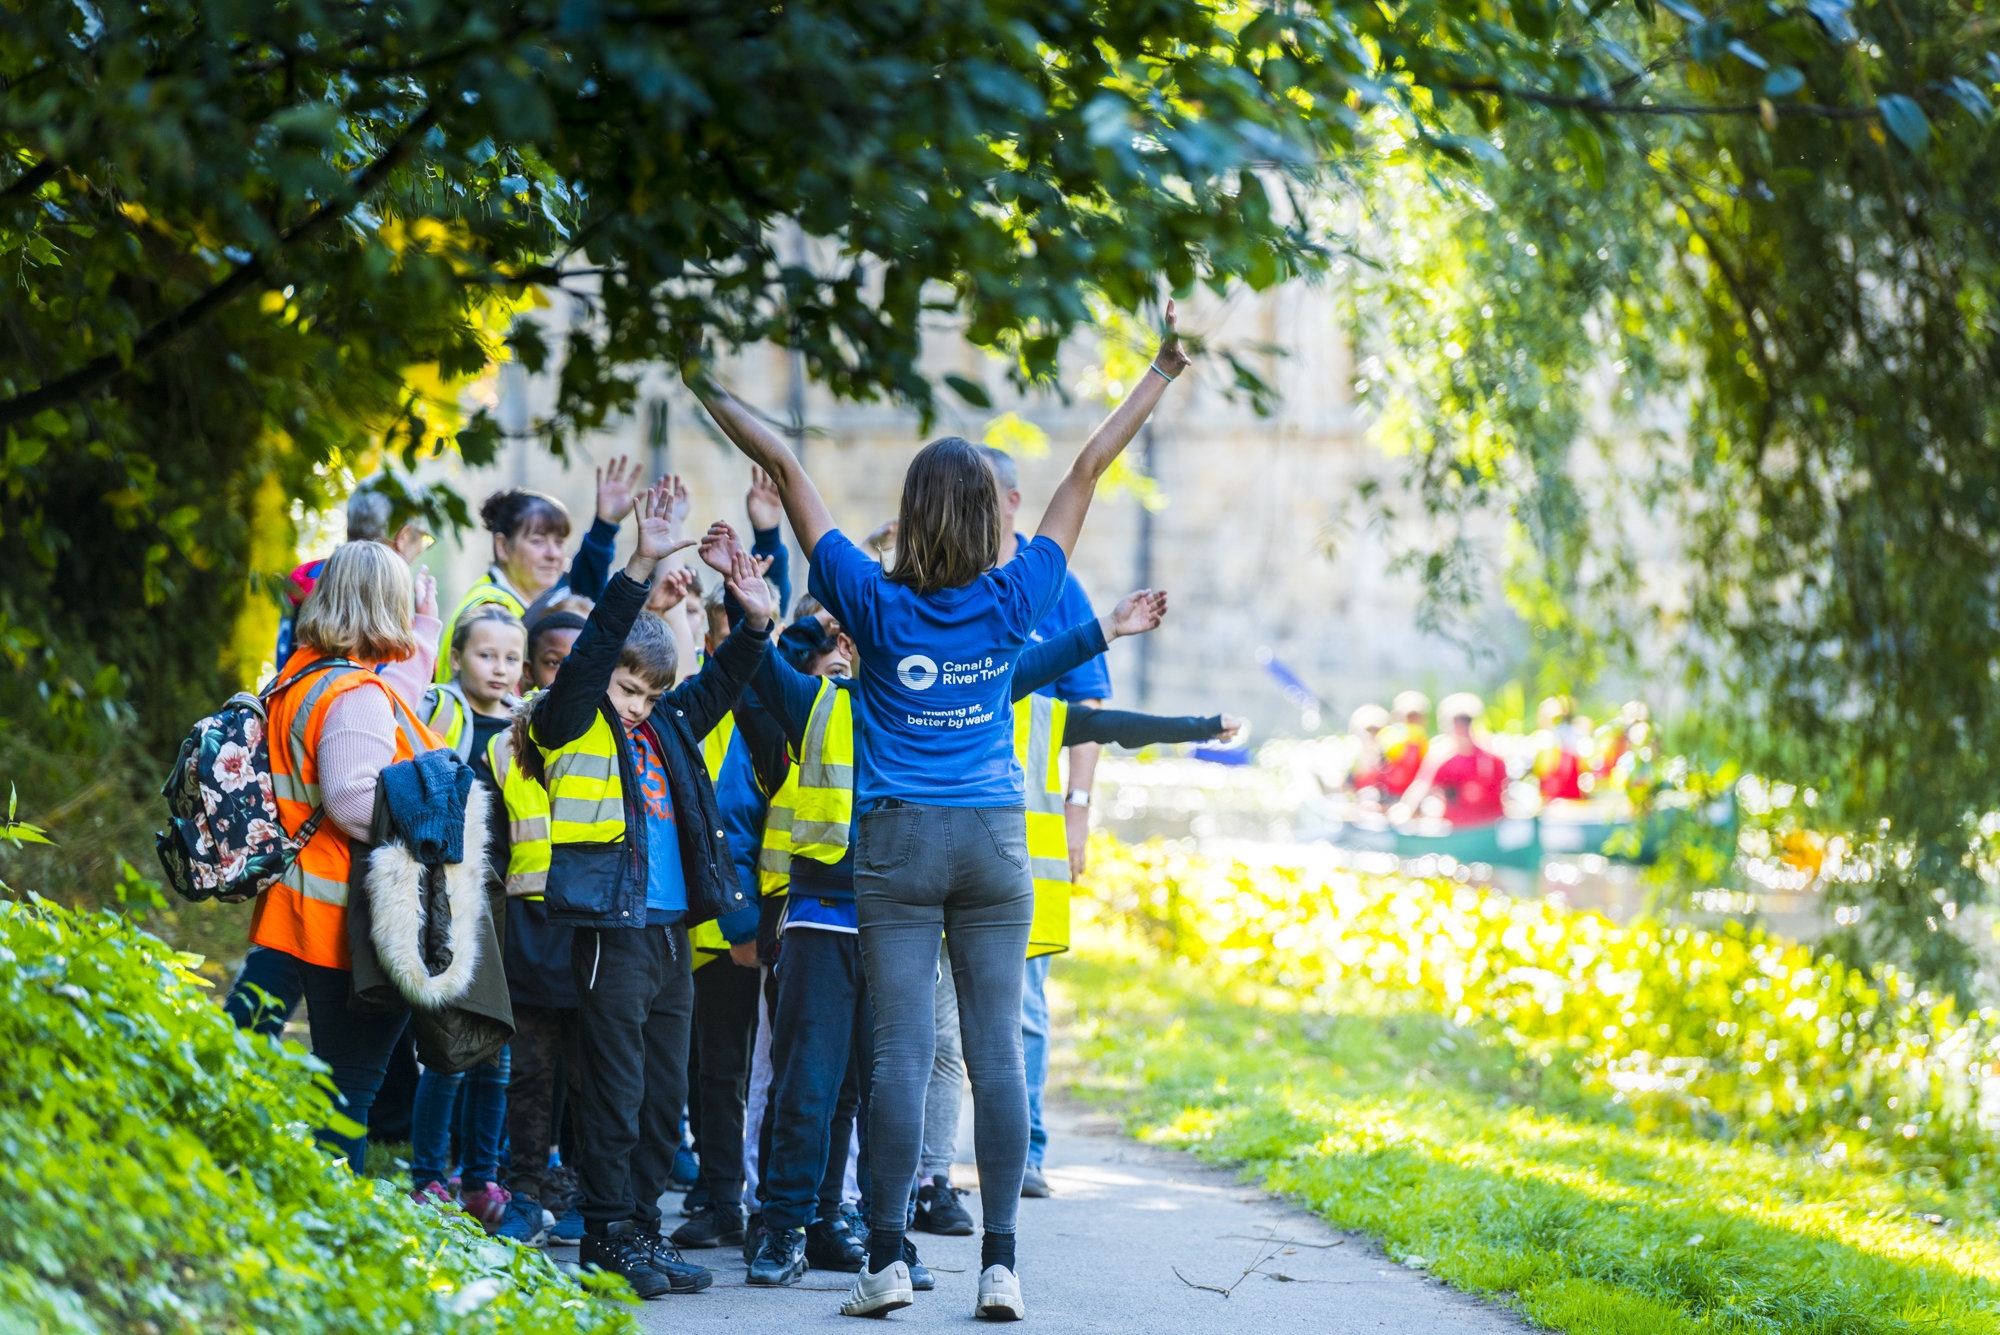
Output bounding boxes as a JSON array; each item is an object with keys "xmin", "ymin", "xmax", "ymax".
[
  {"xmin": 921, "ymin": 934, "xmax": 965, "ymax": 1180},
  {"xmin": 856, "ymin": 802, "xmax": 1033, "ymax": 1237}
]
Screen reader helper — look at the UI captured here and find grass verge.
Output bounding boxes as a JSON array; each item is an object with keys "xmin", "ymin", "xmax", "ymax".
[{"xmin": 1060, "ymin": 953, "xmax": 2000, "ymax": 1335}]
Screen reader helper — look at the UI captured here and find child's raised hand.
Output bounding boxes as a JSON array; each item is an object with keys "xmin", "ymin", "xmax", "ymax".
[
  {"xmin": 626, "ymin": 480, "xmax": 697, "ymax": 579},
  {"xmin": 699, "ymin": 520, "xmax": 742, "ymax": 576},
  {"xmin": 1152, "ymin": 298, "xmax": 1189, "ymax": 380},
  {"xmin": 596, "ymin": 455, "xmax": 639, "ymax": 524},
  {"xmin": 654, "ymin": 566, "xmax": 698, "ymax": 609},
  {"xmin": 724, "ymin": 544, "xmax": 774, "ymax": 629},
  {"xmin": 413, "ymin": 571, "xmax": 438, "ymax": 621},
  {"xmin": 664, "ymin": 473, "xmax": 692, "ymax": 536},
  {"xmin": 746, "ymin": 467, "xmax": 783, "ymax": 531},
  {"xmin": 1106, "ymin": 588, "xmax": 1168, "ymax": 639},
  {"xmin": 1215, "ymin": 714, "xmax": 1245, "ymax": 742}
]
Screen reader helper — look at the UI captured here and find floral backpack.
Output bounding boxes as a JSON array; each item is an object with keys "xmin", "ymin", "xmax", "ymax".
[{"xmin": 155, "ymin": 659, "xmax": 361, "ymax": 904}]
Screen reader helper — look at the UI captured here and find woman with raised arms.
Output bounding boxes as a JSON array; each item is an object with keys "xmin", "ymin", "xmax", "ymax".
[{"xmin": 684, "ymin": 305, "xmax": 1190, "ymax": 1321}]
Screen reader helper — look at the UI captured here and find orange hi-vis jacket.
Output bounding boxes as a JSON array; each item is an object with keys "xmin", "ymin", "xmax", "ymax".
[{"xmin": 249, "ymin": 649, "xmax": 440, "ymax": 969}]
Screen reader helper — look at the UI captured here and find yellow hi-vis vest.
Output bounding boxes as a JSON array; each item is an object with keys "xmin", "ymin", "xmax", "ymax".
[
  {"xmin": 436, "ymin": 574, "xmax": 528, "ymax": 682},
  {"xmin": 1016, "ymin": 693, "xmax": 1072, "ymax": 958},
  {"xmin": 757, "ymin": 679, "xmax": 853, "ymax": 894},
  {"xmin": 537, "ymin": 709, "xmax": 628, "ymax": 847},
  {"xmin": 487, "ymin": 724, "xmax": 552, "ymax": 898},
  {"xmin": 702, "ymin": 712, "xmax": 735, "ymax": 783},
  {"xmin": 691, "ymin": 723, "xmax": 749, "ymax": 969}
]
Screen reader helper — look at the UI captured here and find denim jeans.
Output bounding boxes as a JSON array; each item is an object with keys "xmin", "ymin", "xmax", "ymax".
[
  {"xmin": 921, "ymin": 935, "xmax": 964, "ymax": 1180},
  {"xmin": 291, "ymin": 953, "xmax": 409, "ymax": 1173},
  {"xmin": 761, "ymin": 927, "xmax": 873, "ymax": 1231},
  {"xmin": 225, "ymin": 945, "xmax": 306, "ymax": 1037},
  {"xmin": 855, "ymin": 802, "xmax": 1033, "ymax": 1239},
  {"xmin": 411, "ymin": 1048, "xmax": 511, "ymax": 1191},
  {"xmin": 1021, "ymin": 954, "xmax": 1052, "ymax": 1168}
]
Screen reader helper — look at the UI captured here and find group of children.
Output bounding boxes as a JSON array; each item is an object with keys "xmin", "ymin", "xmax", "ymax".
[{"xmin": 230, "ymin": 303, "xmax": 1230, "ymax": 1320}]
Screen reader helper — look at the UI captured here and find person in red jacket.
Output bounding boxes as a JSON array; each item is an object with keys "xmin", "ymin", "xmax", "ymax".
[{"xmin": 1395, "ymin": 693, "xmax": 1507, "ymax": 826}]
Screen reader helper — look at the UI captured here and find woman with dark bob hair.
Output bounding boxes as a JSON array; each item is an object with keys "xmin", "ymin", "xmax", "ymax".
[
  {"xmin": 435, "ymin": 456, "xmax": 650, "ymax": 680},
  {"xmin": 686, "ymin": 304, "xmax": 1189, "ymax": 1320}
]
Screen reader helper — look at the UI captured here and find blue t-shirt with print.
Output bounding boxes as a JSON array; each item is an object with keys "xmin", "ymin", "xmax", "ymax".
[
  {"xmin": 808, "ymin": 529, "xmax": 1069, "ymax": 808},
  {"xmin": 627, "ymin": 723, "xmax": 687, "ymax": 923}
]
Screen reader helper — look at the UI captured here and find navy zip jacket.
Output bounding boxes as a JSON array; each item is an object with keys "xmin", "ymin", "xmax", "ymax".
[{"xmin": 529, "ymin": 569, "xmax": 770, "ymax": 931}]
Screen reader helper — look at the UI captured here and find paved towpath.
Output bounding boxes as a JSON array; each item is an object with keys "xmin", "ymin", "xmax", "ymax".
[{"xmin": 589, "ymin": 1096, "xmax": 1528, "ymax": 1333}]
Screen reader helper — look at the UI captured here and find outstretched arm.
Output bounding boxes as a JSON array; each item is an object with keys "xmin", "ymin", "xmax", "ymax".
[
  {"xmin": 1035, "ymin": 301, "xmax": 1189, "ymax": 558},
  {"xmin": 683, "ymin": 368, "xmax": 837, "ymax": 558}
]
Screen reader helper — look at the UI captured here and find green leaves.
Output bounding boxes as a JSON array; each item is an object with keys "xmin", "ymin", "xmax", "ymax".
[{"xmin": 1877, "ymin": 94, "xmax": 1931, "ymax": 150}]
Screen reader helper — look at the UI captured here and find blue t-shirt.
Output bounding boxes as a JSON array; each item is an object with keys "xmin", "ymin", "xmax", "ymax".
[
  {"xmin": 627, "ymin": 723, "xmax": 687, "ymax": 923},
  {"xmin": 808, "ymin": 529, "xmax": 1069, "ymax": 807},
  {"xmin": 1016, "ymin": 534, "xmax": 1109, "ymax": 704}
]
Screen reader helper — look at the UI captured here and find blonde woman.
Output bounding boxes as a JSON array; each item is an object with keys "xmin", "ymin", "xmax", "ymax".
[{"xmin": 242, "ymin": 540, "xmax": 446, "ymax": 1170}]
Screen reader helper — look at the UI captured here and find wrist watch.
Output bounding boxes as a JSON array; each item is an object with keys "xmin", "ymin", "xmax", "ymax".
[{"xmin": 1065, "ymin": 788, "xmax": 1092, "ymax": 808}]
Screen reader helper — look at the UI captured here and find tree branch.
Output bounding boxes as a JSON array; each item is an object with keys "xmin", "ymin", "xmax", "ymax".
[
  {"xmin": 0, "ymin": 102, "xmax": 442, "ymax": 430},
  {"xmin": 1, "ymin": 156, "xmax": 62, "ymax": 203},
  {"xmin": 1444, "ymin": 82, "xmax": 1883, "ymax": 120}
]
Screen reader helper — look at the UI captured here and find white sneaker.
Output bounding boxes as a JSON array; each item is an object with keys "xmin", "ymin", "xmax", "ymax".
[
  {"xmin": 975, "ymin": 1265, "xmax": 1025, "ymax": 1321},
  {"xmin": 840, "ymin": 1260, "xmax": 915, "ymax": 1318}
]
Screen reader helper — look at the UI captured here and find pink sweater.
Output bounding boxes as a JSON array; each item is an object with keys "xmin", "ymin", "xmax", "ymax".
[{"xmin": 315, "ymin": 615, "xmax": 444, "ymax": 840}]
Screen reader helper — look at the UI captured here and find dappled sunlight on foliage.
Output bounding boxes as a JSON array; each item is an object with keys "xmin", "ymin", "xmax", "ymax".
[
  {"xmin": 0, "ymin": 894, "xmax": 636, "ymax": 1335},
  {"xmin": 1080, "ymin": 835, "xmax": 2000, "ymax": 1185}
]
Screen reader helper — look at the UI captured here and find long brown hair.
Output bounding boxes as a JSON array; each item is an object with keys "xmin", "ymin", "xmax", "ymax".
[{"xmin": 885, "ymin": 437, "xmax": 1002, "ymax": 594}]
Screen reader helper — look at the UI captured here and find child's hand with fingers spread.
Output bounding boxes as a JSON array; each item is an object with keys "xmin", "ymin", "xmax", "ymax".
[
  {"xmin": 699, "ymin": 520, "xmax": 742, "ymax": 576},
  {"xmin": 665, "ymin": 474, "xmax": 692, "ymax": 534},
  {"xmin": 1105, "ymin": 588, "xmax": 1168, "ymax": 640},
  {"xmin": 596, "ymin": 455, "xmax": 639, "ymax": 524},
  {"xmin": 725, "ymin": 545, "xmax": 774, "ymax": 630},
  {"xmin": 625, "ymin": 479, "xmax": 698, "ymax": 582},
  {"xmin": 413, "ymin": 571, "xmax": 438, "ymax": 621}
]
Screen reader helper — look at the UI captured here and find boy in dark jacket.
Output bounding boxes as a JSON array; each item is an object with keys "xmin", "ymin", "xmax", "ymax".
[{"xmin": 528, "ymin": 482, "xmax": 773, "ymax": 1298}]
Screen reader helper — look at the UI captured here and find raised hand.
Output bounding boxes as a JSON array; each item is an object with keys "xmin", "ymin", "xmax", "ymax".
[
  {"xmin": 653, "ymin": 566, "xmax": 698, "ymax": 610},
  {"xmin": 1152, "ymin": 297, "xmax": 1189, "ymax": 380},
  {"xmin": 664, "ymin": 473, "xmax": 692, "ymax": 534},
  {"xmin": 413, "ymin": 571, "xmax": 438, "ymax": 621},
  {"xmin": 746, "ymin": 467, "xmax": 783, "ymax": 531},
  {"xmin": 1105, "ymin": 588, "xmax": 1168, "ymax": 640},
  {"xmin": 864, "ymin": 519, "xmax": 897, "ymax": 556},
  {"xmin": 595, "ymin": 455, "xmax": 639, "ymax": 524},
  {"xmin": 625, "ymin": 479, "xmax": 698, "ymax": 581},
  {"xmin": 1214, "ymin": 714, "xmax": 1245, "ymax": 743},
  {"xmin": 724, "ymin": 543, "xmax": 774, "ymax": 629},
  {"xmin": 699, "ymin": 520, "xmax": 742, "ymax": 576}
]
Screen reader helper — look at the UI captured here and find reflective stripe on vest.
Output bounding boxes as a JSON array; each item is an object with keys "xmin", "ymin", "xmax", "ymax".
[
  {"xmin": 701, "ymin": 713, "xmax": 735, "ymax": 783},
  {"xmin": 488, "ymin": 725, "xmax": 552, "ymax": 899},
  {"xmin": 251, "ymin": 650, "xmax": 436, "ymax": 969},
  {"xmin": 758, "ymin": 774, "xmax": 798, "ymax": 897},
  {"xmin": 1015, "ymin": 694, "xmax": 1072, "ymax": 958},
  {"xmin": 423, "ymin": 682, "xmax": 473, "ymax": 761},
  {"xmin": 789, "ymin": 680, "xmax": 854, "ymax": 859},
  {"xmin": 436, "ymin": 577, "xmax": 527, "ymax": 682},
  {"xmin": 539, "ymin": 710, "xmax": 628, "ymax": 845}
]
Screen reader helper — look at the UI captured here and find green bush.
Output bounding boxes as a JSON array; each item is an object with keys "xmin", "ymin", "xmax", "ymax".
[
  {"xmin": 1083, "ymin": 836, "xmax": 2000, "ymax": 1187},
  {"xmin": 0, "ymin": 894, "xmax": 636, "ymax": 1335}
]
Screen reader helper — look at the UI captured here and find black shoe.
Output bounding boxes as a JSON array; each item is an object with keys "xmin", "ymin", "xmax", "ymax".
[
  {"xmin": 746, "ymin": 1226, "xmax": 807, "ymax": 1287},
  {"xmin": 579, "ymin": 1222, "xmax": 674, "ymax": 1299},
  {"xmin": 903, "ymin": 1236, "xmax": 935, "ymax": 1292},
  {"xmin": 671, "ymin": 1203, "xmax": 745, "ymax": 1250},
  {"xmin": 679, "ymin": 1179, "xmax": 711, "ymax": 1217},
  {"xmin": 805, "ymin": 1217, "xmax": 866, "ymax": 1272},
  {"xmin": 632, "ymin": 1229, "xmax": 716, "ymax": 1293},
  {"xmin": 1019, "ymin": 1163, "xmax": 1051, "ymax": 1198},
  {"xmin": 741, "ymin": 1211, "xmax": 763, "ymax": 1267},
  {"xmin": 914, "ymin": 1177, "xmax": 976, "ymax": 1236}
]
